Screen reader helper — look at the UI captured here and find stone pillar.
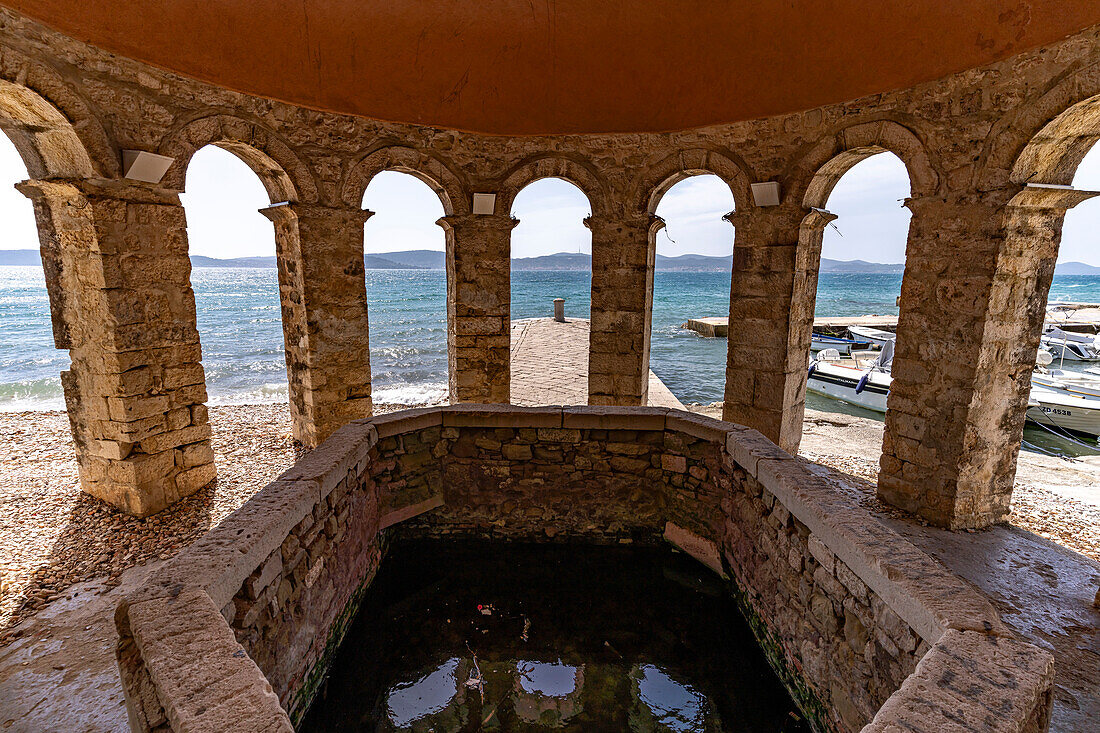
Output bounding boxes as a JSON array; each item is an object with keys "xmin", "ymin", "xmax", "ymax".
[
  {"xmin": 260, "ymin": 203, "xmax": 373, "ymax": 447},
  {"xmin": 19, "ymin": 178, "xmax": 215, "ymax": 517},
  {"xmin": 438, "ymin": 213, "xmax": 515, "ymax": 404},
  {"xmin": 588, "ymin": 213, "xmax": 661, "ymax": 405},
  {"xmin": 721, "ymin": 204, "xmax": 813, "ymax": 453},
  {"xmin": 877, "ymin": 187, "xmax": 1094, "ymax": 529}
]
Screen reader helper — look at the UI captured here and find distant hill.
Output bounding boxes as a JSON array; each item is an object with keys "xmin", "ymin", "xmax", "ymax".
[
  {"xmin": 190, "ymin": 255, "xmax": 278, "ymax": 268},
  {"xmin": 1055, "ymin": 261, "xmax": 1100, "ymax": 275},
  {"xmin": 819, "ymin": 258, "xmax": 904, "ymax": 274},
  {"xmin": 0, "ymin": 249, "xmax": 42, "ymax": 266},
  {"xmin": 5, "ymin": 248, "xmax": 1097, "ymax": 276},
  {"xmin": 376, "ymin": 250, "xmax": 446, "ymax": 269}
]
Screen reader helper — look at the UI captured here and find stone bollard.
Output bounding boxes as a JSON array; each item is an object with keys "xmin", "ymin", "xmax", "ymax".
[{"xmin": 553, "ymin": 298, "xmax": 565, "ymax": 322}]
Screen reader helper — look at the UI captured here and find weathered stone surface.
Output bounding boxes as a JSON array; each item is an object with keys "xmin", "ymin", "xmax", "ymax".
[{"xmin": 118, "ymin": 406, "xmax": 1049, "ymax": 733}]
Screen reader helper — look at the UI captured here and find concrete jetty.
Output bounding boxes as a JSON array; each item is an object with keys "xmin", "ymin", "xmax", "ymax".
[
  {"xmin": 684, "ymin": 304, "xmax": 1100, "ymax": 338},
  {"xmin": 510, "ymin": 318, "xmax": 684, "ymax": 408},
  {"xmin": 683, "ymin": 314, "xmax": 900, "ymax": 337}
]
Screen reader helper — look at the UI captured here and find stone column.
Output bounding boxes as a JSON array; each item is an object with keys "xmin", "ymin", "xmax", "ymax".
[
  {"xmin": 260, "ymin": 203, "xmax": 373, "ymax": 447},
  {"xmin": 877, "ymin": 187, "xmax": 1094, "ymax": 528},
  {"xmin": 438, "ymin": 213, "xmax": 515, "ymax": 404},
  {"xmin": 19, "ymin": 178, "xmax": 215, "ymax": 517},
  {"xmin": 588, "ymin": 213, "xmax": 661, "ymax": 406},
  {"xmin": 722, "ymin": 204, "xmax": 813, "ymax": 453}
]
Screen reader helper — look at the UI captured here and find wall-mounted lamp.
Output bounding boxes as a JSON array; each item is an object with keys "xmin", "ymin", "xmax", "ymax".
[
  {"xmin": 122, "ymin": 150, "xmax": 175, "ymax": 184},
  {"xmin": 750, "ymin": 181, "xmax": 782, "ymax": 207},
  {"xmin": 472, "ymin": 192, "xmax": 497, "ymax": 215}
]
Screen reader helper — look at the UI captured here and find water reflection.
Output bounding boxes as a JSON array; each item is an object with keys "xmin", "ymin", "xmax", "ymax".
[
  {"xmin": 518, "ymin": 662, "xmax": 578, "ymax": 697},
  {"xmin": 301, "ymin": 540, "xmax": 808, "ymax": 732},
  {"xmin": 386, "ymin": 658, "xmax": 461, "ymax": 728},
  {"xmin": 633, "ymin": 664, "xmax": 710, "ymax": 732}
]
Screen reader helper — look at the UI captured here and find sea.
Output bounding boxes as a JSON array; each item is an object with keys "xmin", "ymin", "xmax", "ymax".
[{"xmin": 3, "ymin": 266, "xmax": 1100, "ymax": 455}]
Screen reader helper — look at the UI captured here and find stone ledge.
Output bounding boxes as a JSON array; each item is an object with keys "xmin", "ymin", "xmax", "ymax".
[
  {"xmin": 753, "ymin": 452, "xmax": 1006, "ymax": 644},
  {"xmin": 562, "ymin": 405, "xmax": 668, "ymax": 430},
  {"xmin": 440, "ymin": 403, "xmax": 564, "ymax": 428},
  {"xmin": 126, "ymin": 478, "xmax": 321, "ymax": 609},
  {"xmin": 665, "ymin": 411, "xmax": 734, "ymax": 442},
  {"xmin": 278, "ymin": 420, "xmax": 377, "ymax": 501},
  {"xmin": 361, "ymin": 406, "xmax": 441, "ymax": 438},
  {"xmin": 380, "ymin": 494, "xmax": 444, "ymax": 529},
  {"xmin": 120, "ymin": 588, "xmax": 292, "ymax": 732},
  {"xmin": 864, "ymin": 629, "xmax": 1055, "ymax": 732}
]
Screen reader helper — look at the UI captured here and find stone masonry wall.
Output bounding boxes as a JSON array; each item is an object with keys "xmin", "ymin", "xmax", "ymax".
[{"xmin": 117, "ymin": 406, "xmax": 1055, "ymax": 733}]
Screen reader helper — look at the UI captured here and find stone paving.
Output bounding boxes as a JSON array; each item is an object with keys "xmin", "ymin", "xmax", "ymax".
[{"xmin": 510, "ymin": 318, "xmax": 683, "ymax": 408}]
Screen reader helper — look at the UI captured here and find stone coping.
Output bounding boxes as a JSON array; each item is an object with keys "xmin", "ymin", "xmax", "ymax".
[{"xmin": 117, "ymin": 405, "xmax": 1053, "ymax": 733}]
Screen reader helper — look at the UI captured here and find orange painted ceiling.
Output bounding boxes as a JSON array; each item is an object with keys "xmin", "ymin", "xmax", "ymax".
[{"xmin": 6, "ymin": 1, "xmax": 1100, "ymax": 135}]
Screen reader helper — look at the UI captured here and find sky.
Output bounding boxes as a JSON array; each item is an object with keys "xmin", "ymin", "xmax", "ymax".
[{"xmin": 0, "ymin": 136, "xmax": 1098, "ymax": 264}]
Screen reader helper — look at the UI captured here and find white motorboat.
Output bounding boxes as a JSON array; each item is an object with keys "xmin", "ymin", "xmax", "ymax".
[
  {"xmin": 1027, "ymin": 351, "xmax": 1100, "ymax": 437},
  {"xmin": 1039, "ymin": 327, "xmax": 1100, "ymax": 362},
  {"xmin": 1026, "ymin": 382, "xmax": 1100, "ymax": 437},
  {"xmin": 806, "ymin": 343, "xmax": 893, "ymax": 413},
  {"xmin": 846, "ymin": 325, "xmax": 896, "ymax": 349},
  {"xmin": 810, "ymin": 333, "xmax": 872, "ymax": 355}
]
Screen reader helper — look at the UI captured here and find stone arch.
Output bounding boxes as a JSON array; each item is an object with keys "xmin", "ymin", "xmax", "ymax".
[
  {"xmin": 638, "ymin": 148, "xmax": 753, "ymax": 216},
  {"xmin": 792, "ymin": 120, "xmax": 938, "ymax": 208},
  {"xmin": 341, "ymin": 145, "xmax": 467, "ymax": 215},
  {"xmin": 158, "ymin": 114, "xmax": 317, "ymax": 203},
  {"xmin": 0, "ymin": 44, "xmax": 116, "ymax": 179},
  {"xmin": 497, "ymin": 155, "xmax": 607, "ymax": 218},
  {"xmin": 0, "ymin": 81, "xmax": 99, "ymax": 181},
  {"xmin": 979, "ymin": 60, "xmax": 1100, "ymax": 190}
]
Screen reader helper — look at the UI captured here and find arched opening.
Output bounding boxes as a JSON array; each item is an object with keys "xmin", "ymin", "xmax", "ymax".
[
  {"xmin": 0, "ymin": 130, "xmax": 64, "ymax": 411},
  {"xmin": 508, "ymin": 178, "xmax": 592, "ymax": 405},
  {"xmin": 803, "ymin": 151, "xmax": 912, "ymax": 421},
  {"xmin": 361, "ymin": 170, "xmax": 449, "ymax": 407},
  {"xmin": 510, "ymin": 178, "xmax": 593, "ymax": 318},
  {"xmin": 649, "ymin": 174, "xmax": 735, "ymax": 406},
  {"xmin": 1005, "ymin": 95, "xmax": 1100, "ymax": 458},
  {"xmin": 181, "ymin": 145, "xmax": 286, "ymax": 407}
]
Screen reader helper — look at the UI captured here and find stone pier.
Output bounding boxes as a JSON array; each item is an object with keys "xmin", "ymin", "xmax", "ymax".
[{"xmin": 21, "ymin": 178, "xmax": 215, "ymax": 517}]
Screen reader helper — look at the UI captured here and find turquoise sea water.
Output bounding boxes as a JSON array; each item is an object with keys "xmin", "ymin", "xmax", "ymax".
[{"xmin": 3, "ymin": 266, "xmax": 1100, "ymax": 453}]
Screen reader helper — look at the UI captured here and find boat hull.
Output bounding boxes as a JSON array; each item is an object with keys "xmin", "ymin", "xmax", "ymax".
[
  {"xmin": 1026, "ymin": 387, "xmax": 1100, "ymax": 438},
  {"xmin": 806, "ymin": 363, "xmax": 890, "ymax": 413}
]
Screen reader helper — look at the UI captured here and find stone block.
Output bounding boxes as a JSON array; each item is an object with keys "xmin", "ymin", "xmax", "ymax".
[
  {"xmin": 174, "ymin": 461, "xmax": 216, "ymax": 497},
  {"xmin": 666, "ymin": 411, "xmax": 733, "ymax": 443},
  {"xmin": 107, "ymin": 394, "xmax": 170, "ymax": 422},
  {"xmin": 138, "ymin": 423, "xmax": 211, "ymax": 455},
  {"xmin": 441, "ymin": 404, "xmax": 563, "ymax": 428},
  {"xmin": 724, "ymin": 425, "xmax": 793, "ymax": 476},
  {"xmin": 367, "ymin": 407, "xmax": 443, "ymax": 438},
  {"xmin": 561, "ymin": 405, "xmax": 667, "ymax": 430}
]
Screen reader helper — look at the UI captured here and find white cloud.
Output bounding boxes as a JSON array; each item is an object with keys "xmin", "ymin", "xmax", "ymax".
[
  {"xmin": 511, "ymin": 178, "xmax": 592, "ymax": 258},
  {"xmin": 821, "ymin": 153, "xmax": 911, "ymax": 263},
  {"xmin": 180, "ymin": 146, "xmax": 274, "ymax": 258},
  {"xmin": 363, "ymin": 170, "xmax": 446, "ymax": 253},
  {"xmin": 0, "ymin": 134, "xmax": 38, "ymax": 251},
  {"xmin": 654, "ymin": 175, "xmax": 735, "ymax": 256}
]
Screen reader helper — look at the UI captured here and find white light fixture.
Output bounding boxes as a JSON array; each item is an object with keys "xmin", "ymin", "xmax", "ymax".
[
  {"xmin": 472, "ymin": 192, "xmax": 497, "ymax": 215},
  {"xmin": 750, "ymin": 181, "xmax": 782, "ymax": 207},
  {"xmin": 122, "ymin": 150, "xmax": 175, "ymax": 184}
]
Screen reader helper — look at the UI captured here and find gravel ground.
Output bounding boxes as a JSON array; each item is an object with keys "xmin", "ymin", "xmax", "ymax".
[{"xmin": 0, "ymin": 402, "xmax": 428, "ymax": 640}]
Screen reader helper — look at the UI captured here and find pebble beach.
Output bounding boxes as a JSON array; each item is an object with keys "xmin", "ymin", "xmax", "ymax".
[{"xmin": 0, "ymin": 402, "xmax": 428, "ymax": 638}]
